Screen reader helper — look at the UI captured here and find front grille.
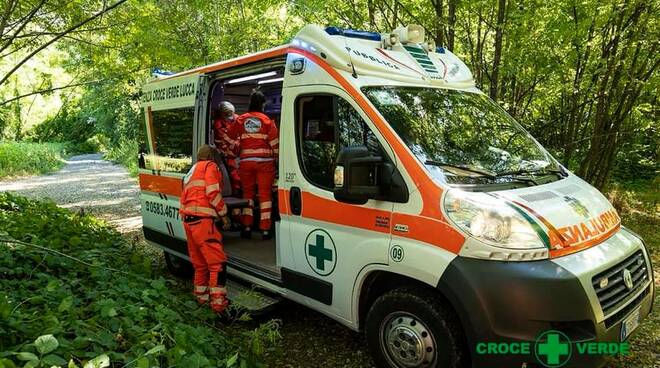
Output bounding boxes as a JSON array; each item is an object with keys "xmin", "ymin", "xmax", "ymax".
[
  {"xmin": 592, "ymin": 250, "xmax": 649, "ymax": 317},
  {"xmin": 604, "ymin": 285, "xmax": 650, "ymax": 328}
]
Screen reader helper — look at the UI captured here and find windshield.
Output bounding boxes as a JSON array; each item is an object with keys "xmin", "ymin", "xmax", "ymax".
[{"xmin": 363, "ymin": 86, "xmax": 559, "ymax": 185}]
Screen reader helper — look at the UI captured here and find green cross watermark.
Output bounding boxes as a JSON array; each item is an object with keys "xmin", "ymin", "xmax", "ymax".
[
  {"xmin": 308, "ymin": 234, "xmax": 333, "ymax": 271},
  {"xmin": 475, "ymin": 328, "xmax": 631, "ymax": 367},
  {"xmin": 535, "ymin": 330, "xmax": 572, "ymax": 367}
]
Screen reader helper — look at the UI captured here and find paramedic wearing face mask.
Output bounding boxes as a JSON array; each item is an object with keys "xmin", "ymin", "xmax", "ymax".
[
  {"xmin": 227, "ymin": 89, "xmax": 279, "ymax": 240},
  {"xmin": 179, "ymin": 145, "xmax": 231, "ymax": 314},
  {"xmin": 213, "ymin": 101, "xmax": 241, "ymax": 194}
]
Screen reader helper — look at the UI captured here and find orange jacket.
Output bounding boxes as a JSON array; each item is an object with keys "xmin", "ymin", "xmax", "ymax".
[
  {"xmin": 213, "ymin": 114, "xmax": 239, "ymax": 158},
  {"xmin": 179, "ymin": 160, "xmax": 227, "ymax": 218},
  {"xmin": 227, "ymin": 112, "xmax": 279, "ymax": 160}
]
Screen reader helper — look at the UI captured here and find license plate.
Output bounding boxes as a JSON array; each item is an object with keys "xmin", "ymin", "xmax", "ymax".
[{"xmin": 620, "ymin": 308, "xmax": 640, "ymax": 341}]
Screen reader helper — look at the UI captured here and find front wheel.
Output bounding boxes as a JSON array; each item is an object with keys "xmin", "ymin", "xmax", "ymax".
[
  {"xmin": 365, "ymin": 287, "xmax": 467, "ymax": 368},
  {"xmin": 163, "ymin": 251, "xmax": 193, "ymax": 278}
]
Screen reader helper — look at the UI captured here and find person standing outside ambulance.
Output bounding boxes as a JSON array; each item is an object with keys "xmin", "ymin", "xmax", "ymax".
[
  {"xmin": 179, "ymin": 145, "xmax": 231, "ymax": 313},
  {"xmin": 213, "ymin": 101, "xmax": 241, "ymax": 194},
  {"xmin": 227, "ymin": 90, "xmax": 279, "ymax": 240}
]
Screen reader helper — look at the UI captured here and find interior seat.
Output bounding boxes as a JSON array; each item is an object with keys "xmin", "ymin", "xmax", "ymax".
[{"xmin": 216, "ymin": 159, "xmax": 249, "ymax": 208}]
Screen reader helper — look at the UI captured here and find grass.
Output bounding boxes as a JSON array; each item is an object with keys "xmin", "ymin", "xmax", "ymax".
[
  {"xmin": 0, "ymin": 142, "xmax": 67, "ymax": 179},
  {"xmin": 605, "ymin": 177, "xmax": 659, "ymax": 367}
]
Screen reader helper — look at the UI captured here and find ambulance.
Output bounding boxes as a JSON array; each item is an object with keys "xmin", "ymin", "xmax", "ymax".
[{"xmin": 138, "ymin": 24, "xmax": 654, "ymax": 367}]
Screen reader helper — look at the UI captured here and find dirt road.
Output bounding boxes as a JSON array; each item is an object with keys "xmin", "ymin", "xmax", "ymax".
[{"xmin": 0, "ymin": 154, "xmax": 374, "ymax": 368}]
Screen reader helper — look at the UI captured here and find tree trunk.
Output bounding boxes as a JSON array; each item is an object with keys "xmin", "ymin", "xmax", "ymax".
[
  {"xmin": 447, "ymin": 0, "xmax": 457, "ymax": 50},
  {"xmin": 490, "ymin": 0, "xmax": 506, "ymax": 100},
  {"xmin": 433, "ymin": 0, "xmax": 444, "ymax": 46}
]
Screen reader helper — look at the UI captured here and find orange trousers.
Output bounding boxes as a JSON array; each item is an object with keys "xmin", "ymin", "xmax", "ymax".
[
  {"xmin": 183, "ymin": 217, "xmax": 228, "ymax": 312},
  {"xmin": 239, "ymin": 160, "xmax": 275, "ymax": 231},
  {"xmin": 227, "ymin": 158, "xmax": 241, "ymax": 194}
]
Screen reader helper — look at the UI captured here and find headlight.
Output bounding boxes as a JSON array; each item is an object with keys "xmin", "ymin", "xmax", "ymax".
[{"xmin": 443, "ymin": 190, "xmax": 546, "ymax": 250}]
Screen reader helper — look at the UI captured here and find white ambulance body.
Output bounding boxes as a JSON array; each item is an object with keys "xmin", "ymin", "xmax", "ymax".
[{"xmin": 139, "ymin": 25, "xmax": 654, "ymax": 368}]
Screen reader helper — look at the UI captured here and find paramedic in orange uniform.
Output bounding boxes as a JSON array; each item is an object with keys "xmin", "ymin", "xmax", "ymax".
[
  {"xmin": 213, "ymin": 101, "xmax": 241, "ymax": 193},
  {"xmin": 179, "ymin": 145, "xmax": 231, "ymax": 313},
  {"xmin": 227, "ymin": 90, "xmax": 279, "ymax": 240}
]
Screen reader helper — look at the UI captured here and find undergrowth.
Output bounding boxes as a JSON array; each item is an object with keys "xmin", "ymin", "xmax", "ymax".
[
  {"xmin": 104, "ymin": 140, "xmax": 139, "ymax": 177},
  {"xmin": 0, "ymin": 193, "xmax": 279, "ymax": 368},
  {"xmin": 0, "ymin": 142, "xmax": 67, "ymax": 179},
  {"xmin": 605, "ymin": 177, "xmax": 659, "ymax": 368}
]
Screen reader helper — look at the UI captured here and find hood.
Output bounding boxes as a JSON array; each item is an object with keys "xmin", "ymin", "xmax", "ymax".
[{"xmin": 496, "ymin": 174, "xmax": 620, "ymax": 257}]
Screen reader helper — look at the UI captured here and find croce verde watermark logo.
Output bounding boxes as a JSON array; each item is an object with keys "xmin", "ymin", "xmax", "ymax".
[
  {"xmin": 535, "ymin": 330, "xmax": 572, "ymax": 367},
  {"xmin": 476, "ymin": 329, "xmax": 630, "ymax": 367}
]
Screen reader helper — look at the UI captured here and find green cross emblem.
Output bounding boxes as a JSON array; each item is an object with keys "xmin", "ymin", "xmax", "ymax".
[
  {"xmin": 308, "ymin": 234, "xmax": 333, "ymax": 270},
  {"xmin": 305, "ymin": 229, "xmax": 337, "ymax": 276},
  {"xmin": 536, "ymin": 331, "xmax": 571, "ymax": 367}
]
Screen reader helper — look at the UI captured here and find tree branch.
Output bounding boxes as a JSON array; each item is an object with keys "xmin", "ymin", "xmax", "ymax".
[
  {"xmin": 0, "ymin": 0, "xmax": 46, "ymax": 55},
  {"xmin": 0, "ymin": 0, "xmax": 128, "ymax": 88}
]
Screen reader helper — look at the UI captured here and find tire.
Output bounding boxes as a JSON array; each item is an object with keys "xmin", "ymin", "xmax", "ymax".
[
  {"xmin": 164, "ymin": 251, "xmax": 193, "ymax": 278},
  {"xmin": 365, "ymin": 287, "xmax": 468, "ymax": 368}
]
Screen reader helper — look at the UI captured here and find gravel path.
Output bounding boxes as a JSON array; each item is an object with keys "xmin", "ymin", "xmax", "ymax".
[
  {"xmin": 0, "ymin": 153, "xmax": 142, "ymax": 234},
  {"xmin": 0, "ymin": 153, "xmax": 375, "ymax": 367}
]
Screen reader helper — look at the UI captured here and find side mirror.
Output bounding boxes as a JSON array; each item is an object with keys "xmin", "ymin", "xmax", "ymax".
[{"xmin": 333, "ymin": 146, "xmax": 383, "ymax": 204}]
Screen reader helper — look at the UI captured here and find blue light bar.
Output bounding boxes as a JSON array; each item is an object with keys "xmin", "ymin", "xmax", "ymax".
[
  {"xmin": 435, "ymin": 47, "xmax": 446, "ymax": 54},
  {"xmin": 325, "ymin": 26, "xmax": 382, "ymax": 41},
  {"xmin": 325, "ymin": 26, "xmax": 343, "ymax": 36},
  {"xmin": 151, "ymin": 68, "xmax": 175, "ymax": 76}
]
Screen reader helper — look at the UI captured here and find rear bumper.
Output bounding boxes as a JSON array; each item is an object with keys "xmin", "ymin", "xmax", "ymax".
[{"xmin": 437, "ymin": 229, "xmax": 654, "ymax": 368}]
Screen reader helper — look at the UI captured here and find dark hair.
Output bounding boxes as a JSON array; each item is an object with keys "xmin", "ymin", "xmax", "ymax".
[{"xmin": 248, "ymin": 89, "xmax": 266, "ymax": 113}]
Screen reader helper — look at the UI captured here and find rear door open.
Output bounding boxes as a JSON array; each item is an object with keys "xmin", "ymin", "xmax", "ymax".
[{"xmin": 139, "ymin": 73, "xmax": 202, "ymax": 258}]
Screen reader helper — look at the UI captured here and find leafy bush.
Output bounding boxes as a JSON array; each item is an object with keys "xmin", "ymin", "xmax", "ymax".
[
  {"xmin": 0, "ymin": 193, "xmax": 279, "ymax": 367},
  {"xmin": 0, "ymin": 142, "xmax": 66, "ymax": 178},
  {"xmin": 27, "ymin": 101, "xmax": 95, "ymax": 146},
  {"xmin": 104, "ymin": 139, "xmax": 139, "ymax": 177}
]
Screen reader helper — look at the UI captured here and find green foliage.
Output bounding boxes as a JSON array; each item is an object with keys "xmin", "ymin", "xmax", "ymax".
[
  {"xmin": 27, "ymin": 101, "xmax": 94, "ymax": 145},
  {"xmin": 103, "ymin": 139, "xmax": 138, "ymax": 177},
  {"xmin": 605, "ymin": 178, "xmax": 659, "ymax": 367},
  {"xmin": 0, "ymin": 193, "xmax": 279, "ymax": 367},
  {"xmin": 1, "ymin": 0, "xmax": 658, "ymax": 186},
  {"xmin": 0, "ymin": 142, "xmax": 66, "ymax": 178}
]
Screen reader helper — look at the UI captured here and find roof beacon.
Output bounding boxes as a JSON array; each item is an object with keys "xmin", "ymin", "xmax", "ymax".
[{"xmin": 325, "ymin": 26, "xmax": 382, "ymax": 42}]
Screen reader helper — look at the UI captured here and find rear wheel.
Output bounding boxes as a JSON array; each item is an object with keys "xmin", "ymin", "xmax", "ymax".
[
  {"xmin": 365, "ymin": 287, "xmax": 467, "ymax": 368},
  {"xmin": 164, "ymin": 251, "xmax": 193, "ymax": 278}
]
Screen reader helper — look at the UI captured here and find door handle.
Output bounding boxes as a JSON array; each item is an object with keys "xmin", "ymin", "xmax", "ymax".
[{"xmin": 290, "ymin": 187, "xmax": 302, "ymax": 216}]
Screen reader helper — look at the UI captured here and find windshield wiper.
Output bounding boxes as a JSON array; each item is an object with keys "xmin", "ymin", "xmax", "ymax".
[
  {"xmin": 497, "ymin": 166, "xmax": 567, "ymax": 178},
  {"xmin": 424, "ymin": 160, "xmax": 496, "ymax": 179}
]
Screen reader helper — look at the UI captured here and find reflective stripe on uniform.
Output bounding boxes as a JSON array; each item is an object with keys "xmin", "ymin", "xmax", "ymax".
[
  {"xmin": 261, "ymin": 211, "xmax": 271, "ymax": 219},
  {"xmin": 206, "ymin": 183, "xmax": 220, "ymax": 194},
  {"xmin": 209, "ymin": 287, "xmax": 227, "ymax": 294},
  {"xmin": 242, "ymin": 208, "xmax": 253, "ymax": 216},
  {"xmin": 196, "ymin": 294, "xmax": 210, "ymax": 301},
  {"xmin": 261, "ymin": 201, "xmax": 272, "ymax": 210},
  {"xmin": 241, "ymin": 148, "xmax": 272, "ymax": 156},
  {"xmin": 241, "ymin": 133, "xmax": 268, "ymax": 140},
  {"xmin": 223, "ymin": 133, "xmax": 238, "ymax": 146},
  {"xmin": 181, "ymin": 205, "xmax": 217, "ymax": 217},
  {"xmin": 210, "ymin": 298, "xmax": 226, "ymax": 305},
  {"xmin": 194, "ymin": 286, "xmax": 208, "ymax": 293},
  {"xmin": 272, "ymin": 149, "xmax": 279, "ymax": 155},
  {"xmin": 185, "ymin": 179, "xmax": 207, "ymax": 189},
  {"xmin": 269, "ymin": 138, "xmax": 279, "ymax": 146},
  {"xmin": 218, "ymin": 204, "xmax": 228, "ymax": 216},
  {"xmin": 210, "ymin": 195, "xmax": 223, "ymax": 207}
]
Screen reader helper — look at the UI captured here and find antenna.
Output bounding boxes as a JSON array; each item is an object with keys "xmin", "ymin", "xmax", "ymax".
[{"xmin": 340, "ymin": 32, "xmax": 359, "ymax": 79}]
